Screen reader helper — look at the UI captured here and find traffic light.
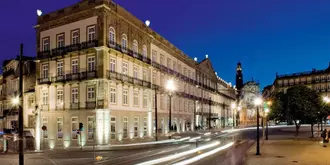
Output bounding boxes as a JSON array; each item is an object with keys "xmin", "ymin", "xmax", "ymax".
[{"xmin": 79, "ymin": 122, "xmax": 84, "ymax": 131}]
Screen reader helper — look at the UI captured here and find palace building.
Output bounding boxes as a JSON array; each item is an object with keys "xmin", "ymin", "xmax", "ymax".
[{"xmin": 34, "ymin": 0, "xmax": 235, "ymax": 150}]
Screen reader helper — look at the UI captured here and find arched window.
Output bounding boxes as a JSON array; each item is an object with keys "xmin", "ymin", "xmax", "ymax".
[
  {"xmin": 142, "ymin": 45, "xmax": 147, "ymax": 58},
  {"xmin": 109, "ymin": 27, "xmax": 116, "ymax": 47},
  {"xmin": 121, "ymin": 34, "xmax": 127, "ymax": 52},
  {"xmin": 132, "ymin": 40, "xmax": 138, "ymax": 57}
]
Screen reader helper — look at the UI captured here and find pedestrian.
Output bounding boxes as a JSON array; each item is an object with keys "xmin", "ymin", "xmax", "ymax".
[{"xmin": 322, "ymin": 129, "xmax": 328, "ymax": 147}]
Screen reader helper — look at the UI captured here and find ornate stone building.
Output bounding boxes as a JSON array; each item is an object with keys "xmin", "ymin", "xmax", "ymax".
[
  {"xmin": 238, "ymin": 81, "xmax": 260, "ymax": 126},
  {"xmin": 275, "ymin": 63, "xmax": 330, "ymax": 94},
  {"xmin": 34, "ymin": 0, "xmax": 235, "ymax": 150},
  {"xmin": 0, "ymin": 56, "xmax": 36, "ymax": 134}
]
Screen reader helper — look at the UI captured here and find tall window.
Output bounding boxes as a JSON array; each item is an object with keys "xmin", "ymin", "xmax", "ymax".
[
  {"xmin": 134, "ymin": 117, "xmax": 139, "ymax": 137},
  {"xmin": 42, "ymin": 118, "xmax": 48, "ymax": 138},
  {"xmin": 143, "ymin": 91, "xmax": 148, "ymax": 107},
  {"xmin": 133, "ymin": 89, "xmax": 139, "ymax": 106},
  {"xmin": 123, "ymin": 117, "xmax": 128, "ymax": 139},
  {"xmin": 143, "ymin": 69, "xmax": 148, "ymax": 81},
  {"xmin": 160, "ymin": 55, "xmax": 164, "ymax": 66},
  {"xmin": 110, "ymin": 87, "xmax": 116, "ymax": 104},
  {"xmin": 142, "ymin": 45, "xmax": 147, "ymax": 58},
  {"xmin": 160, "ymin": 95, "xmax": 164, "ymax": 110},
  {"xmin": 42, "ymin": 38, "xmax": 50, "ymax": 51},
  {"xmin": 143, "ymin": 117, "xmax": 147, "ymax": 136},
  {"xmin": 57, "ymin": 34, "xmax": 65, "ymax": 48},
  {"xmin": 109, "ymin": 27, "xmax": 116, "ymax": 46},
  {"xmin": 152, "ymin": 71, "xmax": 157, "ymax": 84},
  {"xmin": 133, "ymin": 66, "xmax": 138, "ymax": 79},
  {"xmin": 71, "ymin": 117, "xmax": 79, "ymax": 139},
  {"xmin": 87, "ymin": 87, "xmax": 95, "ymax": 101},
  {"xmin": 88, "ymin": 56, "xmax": 95, "ymax": 71},
  {"xmin": 57, "ymin": 61, "xmax": 63, "ymax": 76},
  {"xmin": 42, "ymin": 90, "xmax": 48, "ymax": 105},
  {"xmin": 57, "ymin": 117, "xmax": 63, "ymax": 139},
  {"xmin": 133, "ymin": 40, "xmax": 138, "ymax": 57},
  {"xmin": 110, "ymin": 58, "xmax": 116, "ymax": 72},
  {"xmin": 57, "ymin": 89, "xmax": 64, "ymax": 106},
  {"xmin": 122, "ymin": 62, "xmax": 128, "ymax": 75},
  {"xmin": 152, "ymin": 50, "xmax": 157, "ymax": 62},
  {"xmin": 121, "ymin": 34, "xmax": 127, "ymax": 51},
  {"xmin": 72, "ymin": 59, "xmax": 78, "ymax": 74},
  {"xmin": 87, "ymin": 26, "xmax": 96, "ymax": 41},
  {"xmin": 123, "ymin": 88, "xmax": 128, "ymax": 105},
  {"xmin": 184, "ymin": 99, "xmax": 188, "ymax": 112},
  {"xmin": 87, "ymin": 116, "xmax": 94, "ymax": 140},
  {"xmin": 179, "ymin": 98, "xmax": 183, "ymax": 111},
  {"xmin": 111, "ymin": 117, "xmax": 116, "ymax": 139},
  {"xmin": 42, "ymin": 64, "xmax": 49, "ymax": 78},
  {"xmin": 167, "ymin": 58, "xmax": 171, "ymax": 69},
  {"xmin": 72, "ymin": 30, "xmax": 80, "ymax": 45},
  {"xmin": 160, "ymin": 75, "xmax": 164, "ymax": 87},
  {"xmin": 71, "ymin": 88, "xmax": 78, "ymax": 103}
]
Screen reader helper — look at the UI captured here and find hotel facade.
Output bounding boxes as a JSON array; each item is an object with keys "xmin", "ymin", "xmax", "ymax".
[{"xmin": 34, "ymin": 0, "xmax": 236, "ymax": 150}]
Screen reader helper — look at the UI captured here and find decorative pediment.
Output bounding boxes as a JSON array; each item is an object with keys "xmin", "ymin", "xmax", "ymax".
[{"xmin": 198, "ymin": 58, "xmax": 218, "ymax": 80}]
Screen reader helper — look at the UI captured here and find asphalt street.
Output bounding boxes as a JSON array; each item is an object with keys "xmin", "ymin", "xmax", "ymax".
[{"xmin": 0, "ymin": 126, "xmax": 301, "ymax": 165}]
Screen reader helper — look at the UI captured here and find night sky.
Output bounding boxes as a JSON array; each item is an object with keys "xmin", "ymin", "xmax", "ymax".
[{"xmin": 2, "ymin": 0, "xmax": 330, "ymax": 89}]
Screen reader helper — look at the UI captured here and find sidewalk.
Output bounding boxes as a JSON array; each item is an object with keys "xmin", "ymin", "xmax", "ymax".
[{"xmin": 245, "ymin": 140, "xmax": 330, "ymax": 165}]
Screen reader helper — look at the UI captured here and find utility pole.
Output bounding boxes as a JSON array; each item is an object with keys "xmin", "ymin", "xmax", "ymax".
[
  {"xmin": 256, "ymin": 105, "xmax": 260, "ymax": 155},
  {"xmin": 19, "ymin": 43, "xmax": 24, "ymax": 165}
]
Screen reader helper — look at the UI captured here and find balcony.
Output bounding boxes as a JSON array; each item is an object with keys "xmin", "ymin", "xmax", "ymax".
[
  {"xmin": 37, "ymin": 40, "xmax": 99, "ymax": 59},
  {"xmin": 56, "ymin": 104, "xmax": 64, "ymax": 110},
  {"xmin": 38, "ymin": 77, "xmax": 51, "ymax": 84},
  {"xmin": 70, "ymin": 102, "xmax": 79, "ymax": 110},
  {"xmin": 133, "ymin": 78, "xmax": 143, "ymax": 86},
  {"xmin": 86, "ymin": 101, "xmax": 96, "ymax": 109}
]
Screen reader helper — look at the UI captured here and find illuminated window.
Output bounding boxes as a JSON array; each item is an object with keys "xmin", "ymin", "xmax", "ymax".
[
  {"xmin": 42, "ymin": 64, "xmax": 48, "ymax": 79},
  {"xmin": 87, "ymin": 26, "xmax": 96, "ymax": 41},
  {"xmin": 110, "ymin": 58, "xmax": 116, "ymax": 72},
  {"xmin": 142, "ymin": 45, "xmax": 147, "ymax": 58},
  {"xmin": 152, "ymin": 50, "xmax": 157, "ymax": 63},
  {"xmin": 71, "ymin": 88, "xmax": 78, "ymax": 103},
  {"xmin": 152, "ymin": 71, "xmax": 157, "ymax": 84},
  {"xmin": 143, "ymin": 68, "xmax": 148, "ymax": 81},
  {"xmin": 57, "ymin": 34, "xmax": 65, "ymax": 48},
  {"xmin": 123, "ymin": 88, "xmax": 128, "ymax": 105},
  {"xmin": 56, "ymin": 89, "xmax": 63, "ymax": 106},
  {"xmin": 121, "ymin": 34, "xmax": 127, "ymax": 51},
  {"xmin": 167, "ymin": 58, "xmax": 171, "ymax": 69},
  {"xmin": 110, "ymin": 87, "xmax": 116, "ymax": 104},
  {"xmin": 133, "ymin": 89, "xmax": 139, "ymax": 107},
  {"xmin": 122, "ymin": 61, "xmax": 128, "ymax": 75},
  {"xmin": 87, "ymin": 116, "xmax": 94, "ymax": 140},
  {"xmin": 134, "ymin": 117, "xmax": 139, "ymax": 137},
  {"xmin": 133, "ymin": 40, "xmax": 138, "ymax": 57},
  {"xmin": 71, "ymin": 59, "xmax": 78, "ymax": 74},
  {"xmin": 143, "ymin": 117, "xmax": 147, "ymax": 136},
  {"xmin": 87, "ymin": 87, "xmax": 95, "ymax": 101},
  {"xmin": 71, "ymin": 117, "xmax": 78, "ymax": 140},
  {"xmin": 42, "ymin": 37, "xmax": 50, "ymax": 51},
  {"xmin": 160, "ymin": 54, "xmax": 164, "ymax": 66},
  {"xmin": 123, "ymin": 117, "xmax": 128, "ymax": 139},
  {"xmin": 72, "ymin": 30, "xmax": 80, "ymax": 45},
  {"xmin": 87, "ymin": 56, "xmax": 95, "ymax": 71},
  {"xmin": 143, "ymin": 91, "xmax": 148, "ymax": 108},
  {"xmin": 133, "ymin": 66, "xmax": 139, "ymax": 79},
  {"xmin": 109, "ymin": 27, "xmax": 116, "ymax": 46},
  {"xmin": 42, "ymin": 90, "xmax": 48, "ymax": 105},
  {"xmin": 57, "ymin": 117, "xmax": 63, "ymax": 139},
  {"xmin": 57, "ymin": 61, "xmax": 63, "ymax": 76},
  {"xmin": 111, "ymin": 117, "xmax": 116, "ymax": 140}
]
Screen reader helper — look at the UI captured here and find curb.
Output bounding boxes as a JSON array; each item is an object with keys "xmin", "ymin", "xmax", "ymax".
[{"xmin": 242, "ymin": 140, "xmax": 256, "ymax": 165}]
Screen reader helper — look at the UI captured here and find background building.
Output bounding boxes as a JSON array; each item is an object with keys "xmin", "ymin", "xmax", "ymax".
[
  {"xmin": 34, "ymin": 0, "xmax": 235, "ymax": 150},
  {"xmin": 239, "ymin": 80, "xmax": 260, "ymax": 126},
  {"xmin": 274, "ymin": 63, "xmax": 330, "ymax": 94}
]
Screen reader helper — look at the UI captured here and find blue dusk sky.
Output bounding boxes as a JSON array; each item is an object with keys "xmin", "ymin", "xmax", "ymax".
[{"xmin": 1, "ymin": 0, "xmax": 330, "ymax": 89}]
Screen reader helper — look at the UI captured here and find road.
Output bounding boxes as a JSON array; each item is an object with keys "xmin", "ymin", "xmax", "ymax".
[{"xmin": 0, "ymin": 126, "xmax": 302, "ymax": 165}]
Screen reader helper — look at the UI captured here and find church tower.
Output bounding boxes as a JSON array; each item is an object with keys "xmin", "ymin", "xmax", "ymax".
[{"xmin": 236, "ymin": 62, "xmax": 243, "ymax": 94}]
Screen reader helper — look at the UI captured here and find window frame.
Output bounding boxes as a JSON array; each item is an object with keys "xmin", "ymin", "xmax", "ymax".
[
  {"xmin": 71, "ymin": 29, "xmax": 80, "ymax": 45},
  {"xmin": 56, "ymin": 33, "xmax": 65, "ymax": 48},
  {"xmin": 87, "ymin": 25, "xmax": 96, "ymax": 42}
]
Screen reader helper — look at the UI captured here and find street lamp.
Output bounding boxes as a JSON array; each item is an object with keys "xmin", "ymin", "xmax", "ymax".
[
  {"xmin": 254, "ymin": 97, "xmax": 263, "ymax": 155},
  {"xmin": 12, "ymin": 96, "xmax": 20, "ymax": 106},
  {"xmin": 265, "ymin": 108, "xmax": 270, "ymax": 140},
  {"xmin": 322, "ymin": 96, "xmax": 330, "ymax": 130},
  {"xmin": 166, "ymin": 79, "xmax": 175, "ymax": 133}
]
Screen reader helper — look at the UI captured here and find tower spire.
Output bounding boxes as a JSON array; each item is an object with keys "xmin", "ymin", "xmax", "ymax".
[{"xmin": 236, "ymin": 62, "xmax": 243, "ymax": 94}]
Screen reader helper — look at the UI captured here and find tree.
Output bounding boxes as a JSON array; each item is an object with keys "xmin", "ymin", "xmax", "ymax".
[
  {"xmin": 286, "ymin": 86, "xmax": 319, "ymax": 137},
  {"xmin": 268, "ymin": 92, "xmax": 287, "ymax": 122}
]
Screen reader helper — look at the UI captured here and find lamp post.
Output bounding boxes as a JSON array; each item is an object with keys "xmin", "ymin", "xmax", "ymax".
[
  {"xmin": 166, "ymin": 80, "xmax": 175, "ymax": 133},
  {"xmin": 322, "ymin": 96, "xmax": 330, "ymax": 130},
  {"xmin": 254, "ymin": 97, "xmax": 262, "ymax": 155},
  {"xmin": 265, "ymin": 108, "xmax": 269, "ymax": 140}
]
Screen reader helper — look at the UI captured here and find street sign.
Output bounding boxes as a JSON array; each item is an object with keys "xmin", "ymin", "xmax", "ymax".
[{"xmin": 42, "ymin": 126, "xmax": 47, "ymax": 131}]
